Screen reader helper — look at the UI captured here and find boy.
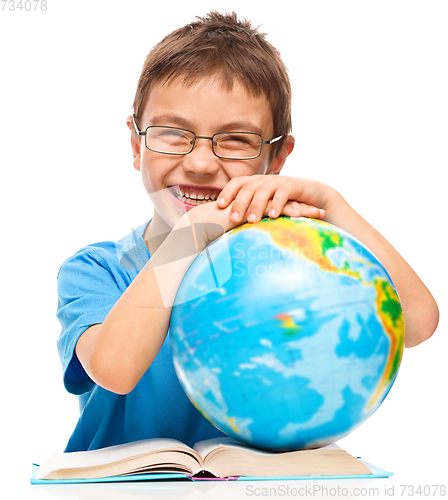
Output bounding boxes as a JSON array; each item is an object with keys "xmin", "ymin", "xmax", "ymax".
[{"xmin": 56, "ymin": 12, "xmax": 438, "ymax": 453}]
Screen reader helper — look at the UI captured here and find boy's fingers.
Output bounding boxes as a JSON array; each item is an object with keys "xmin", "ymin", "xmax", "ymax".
[
  {"xmin": 245, "ymin": 183, "xmax": 280, "ymax": 222},
  {"xmin": 260, "ymin": 184, "xmax": 291, "ymax": 219},
  {"xmin": 228, "ymin": 177, "xmax": 285, "ymax": 222},
  {"xmin": 217, "ymin": 175, "xmax": 259, "ymax": 208},
  {"xmin": 228, "ymin": 182, "xmax": 261, "ymax": 222},
  {"xmin": 281, "ymin": 202, "xmax": 326, "ymax": 220},
  {"xmin": 219, "ymin": 176, "xmax": 327, "ymax": 223}
]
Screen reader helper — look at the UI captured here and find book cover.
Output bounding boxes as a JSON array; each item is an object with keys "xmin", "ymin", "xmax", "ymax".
[{"xmin": 30, "ymin": 461, "xmax": 393, "ymax": 484}]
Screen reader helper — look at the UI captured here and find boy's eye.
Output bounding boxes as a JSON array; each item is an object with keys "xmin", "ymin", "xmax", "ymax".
[
  {"xmin": 222, "ymin": 135, "xmax": 251, "ymax": 144},
  {"xmin": 217, "ymin": 134, "xmax": 259, "ymax": 150},
  {"xmin": 160, "ymin": 129, "xmax": 183, "ymax": 137},
  {"xmin": 150, "ymin": 127, "xmax": 192, "ymax": 143},
  {"xmin": 146, "ymin": 127, "xmax": 194, "ymax": 154},
  {"xmin": 158, "ymin": 129, "xmax": 188, "ymax": 139}
]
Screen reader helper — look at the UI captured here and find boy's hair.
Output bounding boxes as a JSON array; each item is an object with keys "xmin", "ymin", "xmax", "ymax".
[{"xmin": 132, "ymin": 11, "xmax": 292, "ymax": 159}]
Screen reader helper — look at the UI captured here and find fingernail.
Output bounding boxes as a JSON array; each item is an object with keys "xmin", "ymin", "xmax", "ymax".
[
  {"xmin": 217, "ymin": 197, "xmax": 226, "ymax": 205},
  {"xmin": 269, "ymin": 209, "xmax": 277, "ymax": 218},
  {"xmin": 230, "ymin": 211, "xmax": 239, "ymax": 220},
  {"xmin": 248, "ymin": 213, "xmax": 257, "ymax": 222}
]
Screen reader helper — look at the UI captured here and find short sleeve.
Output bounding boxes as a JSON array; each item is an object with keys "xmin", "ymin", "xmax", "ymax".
[{"xmin": 56, "ymin": 249, "xmax": 124, "ymax": 395}]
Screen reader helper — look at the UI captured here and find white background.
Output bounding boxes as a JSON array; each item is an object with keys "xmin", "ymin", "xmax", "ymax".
[{"xmin": 1, "ymin": 1, "xmax": 446, "ymax": 498}]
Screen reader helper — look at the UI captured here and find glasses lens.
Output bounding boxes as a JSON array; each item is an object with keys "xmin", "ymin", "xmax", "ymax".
[
  {"xmin": 214, "ymin": 133, "xmax": 262, "ymax": 159},
  {"xmin": 145, "ymin": 127, "xmax": 194, "ymax": 154}
]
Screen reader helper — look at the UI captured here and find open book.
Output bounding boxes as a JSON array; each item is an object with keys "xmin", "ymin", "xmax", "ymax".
[{"xmin": 35, "ymin": 437, "xmax": 375, "ymax": 482}]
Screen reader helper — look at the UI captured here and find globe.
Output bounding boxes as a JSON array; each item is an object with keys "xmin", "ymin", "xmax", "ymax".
[{"xmin": 169, "ymin": 217, "xmax": 405, "ymax": 451}]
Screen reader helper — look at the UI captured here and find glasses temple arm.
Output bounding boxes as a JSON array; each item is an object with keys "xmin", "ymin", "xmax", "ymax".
[
  {"xmin": 132, "ymin": 114, "xmax": 146, "ymax": 136},
  {"xmin": 263, "ymin": 134, "xmax": 284, "ymax": 145}
]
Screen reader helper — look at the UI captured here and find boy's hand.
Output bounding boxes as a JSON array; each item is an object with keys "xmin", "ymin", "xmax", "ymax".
[
  {"xmin": 181, "ymin": 175, "xmax": 337, "ymax": 251},
  {"xmin": 215, "ymin": 175, "xmax": 331, "ymax": 223}
]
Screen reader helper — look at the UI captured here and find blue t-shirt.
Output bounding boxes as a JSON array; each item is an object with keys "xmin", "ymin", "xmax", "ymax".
[{"xmin": 56, "ymin": 220, "xmax": 225, "ymax": 452}]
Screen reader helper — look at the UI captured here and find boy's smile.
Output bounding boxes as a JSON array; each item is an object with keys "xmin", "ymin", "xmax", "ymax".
[
  {"xmin": 168, "ymin": 184, "xmax": 221, "ymax": 209},
  {"xmin": 128, "ymin": 74, "xmax": 289, "ymax": 250}
]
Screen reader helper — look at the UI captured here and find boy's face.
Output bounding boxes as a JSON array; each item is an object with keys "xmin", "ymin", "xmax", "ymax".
[{"xmin": 127, "ymin": 75, "xmax": 294, "ymax": 231}]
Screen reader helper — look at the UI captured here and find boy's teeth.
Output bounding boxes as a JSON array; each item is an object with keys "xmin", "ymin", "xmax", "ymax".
[
  {"xmin": 180, "ymin": 196, "xmax": 209, "ymax": 206},
  {"xmin": 177, "ymin": 188, "xmax": 219, "ymax": 203}
]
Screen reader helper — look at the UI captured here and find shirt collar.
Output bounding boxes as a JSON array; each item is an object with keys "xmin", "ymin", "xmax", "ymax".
[{"xmin": 115, "ymin": 220, "xmax": 152, "ymax": 272}]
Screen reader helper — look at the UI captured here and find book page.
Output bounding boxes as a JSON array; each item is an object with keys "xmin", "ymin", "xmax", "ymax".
[
  {"xmin": 37, "ymin": 438, "xmax": 195, "ymax": 480},
  {"xmin": 194, "ymin": 437, "xmax": 341, "ymax": 460},
  {"xmin": 194, "ymin": 438, "xmax": 370, "ymax": 478}
]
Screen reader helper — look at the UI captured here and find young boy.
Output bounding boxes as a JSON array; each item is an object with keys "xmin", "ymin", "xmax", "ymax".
[{"xmin": 56, "ymin": 12, "xmax": 439, "ymax": 453}]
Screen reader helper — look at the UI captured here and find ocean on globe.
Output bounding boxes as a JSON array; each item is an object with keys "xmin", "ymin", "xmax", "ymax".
[{"xmin": 169, "ymin": 217, "xmax": 405, "ymax": 451}]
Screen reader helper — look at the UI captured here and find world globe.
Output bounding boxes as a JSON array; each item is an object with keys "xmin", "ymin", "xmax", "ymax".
[{"xmin": 169, "ymin": 217, "xmax": 405, "ymax": 451}]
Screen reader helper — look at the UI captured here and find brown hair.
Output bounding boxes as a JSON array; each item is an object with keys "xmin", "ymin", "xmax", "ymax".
[{"xmin": 132, "ymin": 11, "xmax": 292, "ymax": 158}]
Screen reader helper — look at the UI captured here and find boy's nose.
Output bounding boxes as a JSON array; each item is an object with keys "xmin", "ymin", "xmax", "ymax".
[{"xmin": 181, "ymin": 138, "xmax": 220, "ymax": 176}]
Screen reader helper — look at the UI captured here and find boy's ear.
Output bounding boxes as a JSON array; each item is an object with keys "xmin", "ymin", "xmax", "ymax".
[
  {"xmin": 126, "ymin": 115, "xmax": 142, "ymax": 171},
  {"xmin": 267, "ymin": 135, "xmax": 295, "ymax": 175}
]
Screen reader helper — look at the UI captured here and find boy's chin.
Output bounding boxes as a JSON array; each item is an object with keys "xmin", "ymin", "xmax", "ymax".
[
  {"xmin": 148, "ymin": 187, "xmax": 187, "ymax": 228},
  {"xmin": 157, "ymin": 207, "xmax": 186, "ymax": 229}
]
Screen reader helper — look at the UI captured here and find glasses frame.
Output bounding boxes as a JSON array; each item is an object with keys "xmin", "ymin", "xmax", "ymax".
[{"xmin": 132, "ymin": 114, "xmax": 284, "ymax": 160}]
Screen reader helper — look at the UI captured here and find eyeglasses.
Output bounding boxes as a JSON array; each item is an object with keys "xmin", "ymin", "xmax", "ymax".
[{"xmin": 132, "ymin": 114, "xmax": 283, "ymax": 160}]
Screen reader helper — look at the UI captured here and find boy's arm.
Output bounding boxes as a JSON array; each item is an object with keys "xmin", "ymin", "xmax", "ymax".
[
  {"xmin": 75, "ymin": 204, "xmax": 238, "ymax": 395},
  {"xmin": 217, "ymin": 175, "xmax": 439, "ymax": 347}
]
